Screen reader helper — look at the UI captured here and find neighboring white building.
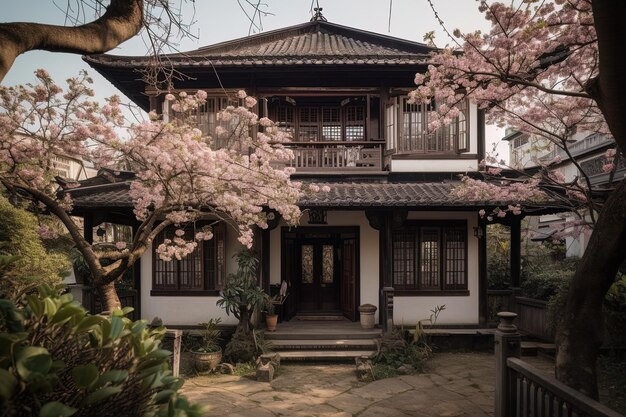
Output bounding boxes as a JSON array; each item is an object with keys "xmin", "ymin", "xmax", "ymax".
[{"xmin": 503, "ymin": 129, "xmax": 621, "ymax": 257}]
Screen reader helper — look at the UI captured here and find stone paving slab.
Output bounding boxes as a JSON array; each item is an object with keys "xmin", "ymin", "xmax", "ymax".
[{"xmin": 181, "ymin": 352, "xmax": 554, "ymax": 417}]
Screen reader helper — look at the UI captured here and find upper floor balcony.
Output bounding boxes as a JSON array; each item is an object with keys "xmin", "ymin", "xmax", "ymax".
[
  {"xmin": 540, "ymin": 133, "xmax": 614, "ymax": 162},
  {"xmin": 166, "ymin": 92, "xmax": 476, "ymax": 175}
]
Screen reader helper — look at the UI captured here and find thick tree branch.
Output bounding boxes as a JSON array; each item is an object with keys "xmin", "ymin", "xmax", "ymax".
[{"xmin": 0, "ymin": 0, "xmax": 143, "ymax": 82}]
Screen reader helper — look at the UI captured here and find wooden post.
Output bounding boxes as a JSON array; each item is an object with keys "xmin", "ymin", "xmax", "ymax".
[
  {"xmin": 510, "ymin": 217, "xmax": 521, "ymax": 288},
  {"xmin": 381, "ymin": 213, "xmax": 394, "ymax": 334},
  {"xmin": 494, "ymin": 311, "xmax": 521, "ymax": 417},
  {"xmin": 382, "ymin": 287, "xmax": 394, "ymax": 333}
]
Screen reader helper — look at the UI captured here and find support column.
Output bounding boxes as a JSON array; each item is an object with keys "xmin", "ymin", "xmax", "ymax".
[
  {"xmin": 261, "ymin": 228, "xmax": 271, "ymax": 292},
  {"xmin": 494, "ymin": 312, "xmax": 521, "ymax": 417},
  {"xmin": 510, "ymin": 216, "xmax": 522, "ymax": 288},
  {"xmin": 478, "ymin": 218, "xmax": 488, "ymax": 325},
  {"xmin": 381, "ymin": 213, "xmax": 394, "ymax": 333}
]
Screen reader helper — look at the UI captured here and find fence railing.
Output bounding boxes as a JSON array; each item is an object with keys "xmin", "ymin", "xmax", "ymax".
[
  {"xmin": 495, "ymin": 312, "xmax": 622, "ymax": 417},
  {"xmin": 487, "ymin": 290, "xmax": 554, "ymax": 340},
  {"xmin": 281, "ymin": 141, "xmax": 384, "ymax": 172}
]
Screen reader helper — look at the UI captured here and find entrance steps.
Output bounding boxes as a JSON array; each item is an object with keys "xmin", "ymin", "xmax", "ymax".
[{"xmin": 264, "ymin": 320, "xmax": 381, "ymax": 362}]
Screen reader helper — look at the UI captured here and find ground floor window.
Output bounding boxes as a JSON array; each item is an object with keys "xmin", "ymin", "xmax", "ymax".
[
  {"xmin": 152, "ymin": 223, "xmax": 225, "ymax": 295},
  {"xmin": 392, "ymin": 221, "xmax": 467, "ymax": 292}
]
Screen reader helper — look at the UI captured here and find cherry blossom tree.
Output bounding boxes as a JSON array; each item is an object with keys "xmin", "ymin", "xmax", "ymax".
[
  {"xmin": 411, "ymin": 0, "xmax": 625, "ymax": 397},
  {"xmin": 0, "ymin": 70, "xmax": 319, "ymax": 311}
]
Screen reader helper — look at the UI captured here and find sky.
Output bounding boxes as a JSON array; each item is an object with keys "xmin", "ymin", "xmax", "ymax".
[{"xmin": 2, "ymin": 0, "xmax": 507, "ymax": 156}]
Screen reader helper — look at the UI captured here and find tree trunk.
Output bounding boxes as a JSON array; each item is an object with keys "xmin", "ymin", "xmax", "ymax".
[
  {"xmin": 237, "ymin": 307, "xmax": 252, "ymax": 336},
  {"xmin": 0, "ymin": 0, "xmax": 143, "ymax": 82},
  {"xmin": 98, "ymin": 281, "xmax": 122, "ymax": 313},
  {"xmin": 555, "ymin": 179, "xmax": 626, "ymax": 399}
]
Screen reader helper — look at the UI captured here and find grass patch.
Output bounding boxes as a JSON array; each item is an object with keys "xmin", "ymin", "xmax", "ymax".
[{"xmin": 372, "ymin": 363, "xmax": 402, "ymax": 380}]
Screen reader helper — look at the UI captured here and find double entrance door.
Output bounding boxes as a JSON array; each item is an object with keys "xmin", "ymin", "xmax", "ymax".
[{"xmin": 283, "ymin": 227, "xmax": 358, "ymax": 320}]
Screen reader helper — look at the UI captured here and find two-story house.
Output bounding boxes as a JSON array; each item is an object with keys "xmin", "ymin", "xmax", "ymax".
[{"xmin": 72, "ymin": 15, "xmax": 511, "ymax": 329}]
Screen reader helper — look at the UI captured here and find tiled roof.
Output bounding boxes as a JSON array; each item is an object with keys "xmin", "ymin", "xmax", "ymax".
[
  {"xmin": 68, "ymin": 179, "xmax": 514, "ymax": 210},
  {"xmin": 84, "ymin": 20, "xmax": 433, "ymax": 68},
  {"xmin": 300, "ymin": 182, "xmax": 497, "ymax": 207}
]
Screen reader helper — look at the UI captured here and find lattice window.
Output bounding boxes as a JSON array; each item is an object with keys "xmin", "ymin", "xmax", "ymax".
[
  {"xmin": 322, "ymin": 107, "xmax": 342, "ymax": 141},
  {"xmin": 298, "ymin": 107, "xmax": 319, "ymax": 141},
  {"xmin": 392, "ymin": 222, "xmax": 467, "ymax": 291},
  {"xmin": 392, "ymin": 230, "xmax": 416, "ymax": 289},
  {"xmin": 153, "ymin": 223, "xmax": 225, "ymax": 293},
  {"xmin": 444, "ymin": 227, "xmax": 466, "ymax": 289},
  {"xmin": 420, "ymin": 228, "xmax": 440, "ymax": 289},
  {"xmin": 274, "ymin": 106, "xmax": 295, "ymax": 137},
  {"xmin": 345, "ymin": 105, "xmax": 365, "ymax": 141},
  {"xmin": 397, "ymin": 98, "xmax": 469, "ymax": 154}
]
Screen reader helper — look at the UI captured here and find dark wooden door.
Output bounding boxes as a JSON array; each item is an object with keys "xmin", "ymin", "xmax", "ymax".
[
  {"xmin": 297, "ymin": 238, "xmax": 339, "ymax": 313},
  {"xmin": 341, "ymin": 237, "xmax": 357, "ymax": 321}
]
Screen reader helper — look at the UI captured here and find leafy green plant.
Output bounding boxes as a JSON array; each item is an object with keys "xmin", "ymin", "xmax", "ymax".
[
  {"xmin": 216, "ymin": 250, "xmax": 269, "ymax": 336},
  {"xmin": 194, "ymin": 318, "xmax": 222, "ymax": 353},
  {"xmin": 372, "ymin": 305, "xmax": 445, "ymax": 379},
  {"xmin": 0, "ymin": 266, "xmax": 202, "ymax": 417},
  {"xmin": 0, "ymin": 197, "xmax": 70, "ymax": 300},
  {"xmin": 265, "ymin": 300, "xmax": 275, "ymax": 316},
  {"xmin": 216, "ymin": 250, "xmax": 269, "ymax": 363}
]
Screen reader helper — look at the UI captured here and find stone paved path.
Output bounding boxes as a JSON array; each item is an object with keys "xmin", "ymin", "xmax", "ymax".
[{"xmin": 181, "ymin": 352, "xmax": 553, "ymax": 417}]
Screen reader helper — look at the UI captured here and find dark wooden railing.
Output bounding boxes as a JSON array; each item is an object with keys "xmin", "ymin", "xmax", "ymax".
[
  {"xmin": 487, "ymin": 290, "xmax": 554, "ymax": 340},
  {"xmin": 515, "ymin": 296, "xmax": 552, "ymax": 341},
  {"xmin": 495, "ymin": 312, "xmax": 622, "ymax": 417},
  {"xmin": 282, "ymin": 141, "xmax": 384, "ymax": 172}
]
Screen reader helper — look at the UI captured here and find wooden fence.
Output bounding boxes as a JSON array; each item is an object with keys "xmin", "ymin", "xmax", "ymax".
[
  {"xmin": 487, "ymin": 290, "xmax": 554, "ymax": 341},
  {"xmin": 495, "ymin": 312, "xmax": 622, "ymax": 417}
]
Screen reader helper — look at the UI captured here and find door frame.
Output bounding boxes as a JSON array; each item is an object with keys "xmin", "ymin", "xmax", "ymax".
[{"xmin": 281, "ymin": 226, "xmax": 360, "ymax": 321}]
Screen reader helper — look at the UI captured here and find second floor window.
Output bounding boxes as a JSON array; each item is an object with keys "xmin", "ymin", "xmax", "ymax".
[
  {"xmin": 271, "ymin": 104, "xmax": 366, "ymax": 142},
  {"xmin": 389, "ymin": 98, "xmax": 469, "ymax": 154}
]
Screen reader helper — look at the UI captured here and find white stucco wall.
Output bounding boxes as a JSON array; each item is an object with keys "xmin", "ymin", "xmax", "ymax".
[
  {"xmin": 139, "ymin": 210, "xmax": 480, "ymax": 326},
  {"xmin": 390, "ymin": 159, "xmax": 479, "ymax": 172},
  {"xmin": 393, "ymin": 211, "xmax": 480, "ymax": 326},
  {"xmin": 139, "ymin": 227, "xmax": 244, "ymax": 326}
]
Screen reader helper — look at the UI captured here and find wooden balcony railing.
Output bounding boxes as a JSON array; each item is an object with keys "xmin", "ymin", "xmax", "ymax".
[{"xmin": 279, "ymin": 141, "xmax": 384, "ymax": 173}]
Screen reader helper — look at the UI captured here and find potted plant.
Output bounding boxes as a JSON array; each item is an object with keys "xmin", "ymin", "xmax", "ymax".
[
  {"xmin": 190, "ymin": 317, "xmax": 222, "ymax": 373},
  {"xmin": 265, "ymin": 300, "xmax": 278, "ymax": 331}
]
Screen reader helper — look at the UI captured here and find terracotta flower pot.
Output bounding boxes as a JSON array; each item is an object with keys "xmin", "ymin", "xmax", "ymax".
[
  {"xmin": 265, "ymin": 314, "xmax": 278, "ymax": 331},
  {"xmin": 190, "ymin": 349, "xmax": 222, "ymax": 373}
]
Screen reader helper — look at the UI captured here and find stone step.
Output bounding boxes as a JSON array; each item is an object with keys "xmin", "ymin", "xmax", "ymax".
[
  {"xmin": 265, "ymin": 329, "xmax": 381, "ymax": 340},
  {"xmin": 277, "ymin": 350, "xmax": 376, "ymax": 362},
  {"xmin": 269, "ymin": 338, "xmax": 378, "ymax": 351}
]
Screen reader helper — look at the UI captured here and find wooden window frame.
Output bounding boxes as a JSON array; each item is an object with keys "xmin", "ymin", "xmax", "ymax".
[
  {"xmin": 151, "ymin": 222, "xmax": 226, "ymax": 296},
  {"xmin": 270, "ymin": 103, "xmax": 367, "ymax": 142},
  {"xmin": 396, "ymin": 98, "xmax": 470, "ymax": 155},
  {"xmin": 391, "ymin": 220, "xmax": 469, "ymax": 295}
]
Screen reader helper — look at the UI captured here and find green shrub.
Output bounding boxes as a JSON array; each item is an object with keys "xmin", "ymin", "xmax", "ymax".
[
  {"xmin": 487, "ymin": 225, "xmax": 510, "ymax": 289},
  {"xmin": 0, "ymin": 280, "xmax": 202, "ymax": 417},
  {"xmin": 0, "ymin": 197, "xmax": 70, "ymax": 300},
  {"xmin": 604, "ymin": 274, "xmax": 626, "ymax": 348}
]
